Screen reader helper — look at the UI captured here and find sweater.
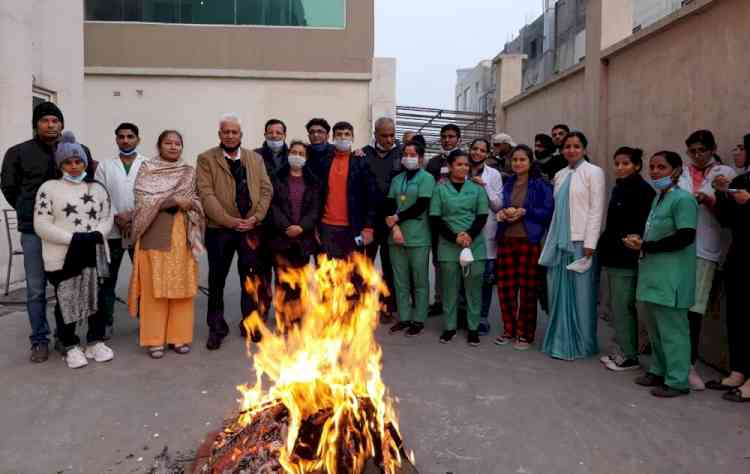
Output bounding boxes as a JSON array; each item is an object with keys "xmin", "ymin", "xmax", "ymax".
[{"xmin": 33, "ymin": 179, "xmax": 113, "ymax": 271}]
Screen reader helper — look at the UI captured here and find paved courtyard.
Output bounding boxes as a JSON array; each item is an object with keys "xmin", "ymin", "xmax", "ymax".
[{"xmin": 1, "ymin": 258, "xmax": 749, "ymax": 474}]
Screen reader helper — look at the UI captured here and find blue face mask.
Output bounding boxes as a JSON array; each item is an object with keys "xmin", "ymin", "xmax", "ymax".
[
  {"xmin": 310, "ymin": 143, "xmax": 328, "ymax": 153},
  {"xmin": 651, "ymin": 176, "xmax": 673, "ymax": 191},
  {"xmin": 63, "ymin": 171, "xmax": 87, "ymax": 184},
  {"xmin": 119, "ymin": 147, "xmax": 137, "ymax": 156}
]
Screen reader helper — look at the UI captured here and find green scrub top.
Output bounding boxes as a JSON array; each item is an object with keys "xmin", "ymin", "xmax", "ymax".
[
  {"xmin": 637, "ymin": 187, "xmax": 698, "ymax": 309},
  {"xmin": 429, "ymin": 179, "xmax": 489, "ymax": 262},
  {"xmin": 387, "ymin": 170, "xmax": 435, "ymax": 247}
]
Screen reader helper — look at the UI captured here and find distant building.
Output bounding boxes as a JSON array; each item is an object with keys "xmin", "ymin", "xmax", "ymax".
[
  {"xmin": 633, "ymin": 0, "xmax": 683, "ymax": 31},
  {"xmin": 454, "ymin": 60, "xmax": 493, "ymax": 114}
]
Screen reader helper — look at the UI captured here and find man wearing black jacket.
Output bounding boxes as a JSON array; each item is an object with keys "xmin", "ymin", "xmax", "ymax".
[
  {"xmin": 255, "ymin": 118, "xmax": 289, "ymax": 179},
  {"xmin": 1, "ymin": 102, "xmax": 64, "ymax": 362},
  {"xmin": 362, "ymin": 117, "xmax": 402, "ymax": 322}
]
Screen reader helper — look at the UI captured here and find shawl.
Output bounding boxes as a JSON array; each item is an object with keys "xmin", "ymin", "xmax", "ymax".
[{"xmin": 132, "ymin": 157, "xmax": 205, "ymax": 259}]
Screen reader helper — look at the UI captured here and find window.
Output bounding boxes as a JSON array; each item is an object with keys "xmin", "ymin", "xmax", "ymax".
[
  {"xmin": 85, "ymin": 0, "xmax": 346, "ymax": 28},
  {"xmin": 33, "ymin": 87, "xmax": 55, "ymax": 110}
]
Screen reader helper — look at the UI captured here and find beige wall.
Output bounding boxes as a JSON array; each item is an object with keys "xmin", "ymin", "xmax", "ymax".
[
  {"xmin": 83, "ymin": 75, "xmax": 372, "ymax": 163},
  {"xmin": 84, "ymin": 0, "xmax": 373, "ymax": 75},
  {"xmin": 503, "ymin": 66, "xmax": 586, "ymax": 147}
]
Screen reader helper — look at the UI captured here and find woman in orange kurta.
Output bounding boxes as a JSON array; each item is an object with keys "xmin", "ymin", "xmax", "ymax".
[{"xmin": 128, "ymin": 130, "xmax": 205, "ymax": 358}]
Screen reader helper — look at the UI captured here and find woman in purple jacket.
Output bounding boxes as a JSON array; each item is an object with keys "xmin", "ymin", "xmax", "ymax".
[{"xmin": 495, "ymin": 145, "xmax": 554, "ymax": 350}]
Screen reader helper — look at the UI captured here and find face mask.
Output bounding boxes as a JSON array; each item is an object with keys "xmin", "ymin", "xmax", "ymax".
[
  {"xmin": 288, "ymin": 154, "xmax": 306, "ymax": 169},
  {"xmin": 63, "ymin": 171, "xmax": 87, "ymax": 184},
  {"xmin": 651, "ymin": 176, "xmax": 673, "ymax": 191},
  {"xmin": 376, "ymin": 141, "xmax": 395, "ymax": 152},
  {"xmin": 334, "ymin": 139, "xmax": 353, "ymax": 152},
  {"xmin": 310, "ymin": 142, "xmax": 328, "ymax": 153},
  {"xmin": 266, "ymin": 139, "xmax": 285, "ymax": 152},
  {"xmin": 470, "ymin": 157, "xmax": 486, "ymax": 166},
  {"xmin": 119, "ymin": 147, "xmax": 137, "ymax": 156},
  {"xmin": 402, "ymin": 156, "xmax": 419, "ymax": 170}
]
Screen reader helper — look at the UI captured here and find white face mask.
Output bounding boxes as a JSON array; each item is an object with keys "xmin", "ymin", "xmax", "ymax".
[
  {"xmin": 266, "ymin": 139, "xmax": 285, "ymax": 152},
  {"xmin": 62, "ymin": 171, "xmax": 87, "ymax": 184},
  {"xmin": 334, "ymin": 139, "xmax": 353, "ymax": 152},
  {"xmin": 288, "ymin": 154, "xmax": 306, "ymax": 169},
  {"xmin": 402, "ymin": 156, "xmax": 420, "ymax": 170},
  {"xmin": 459, "ymin": 248, "xmax": 474, "ymax": 269}
]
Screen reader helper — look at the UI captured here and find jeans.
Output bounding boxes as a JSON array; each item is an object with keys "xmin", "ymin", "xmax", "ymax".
[
  {"xmin": 20, "ymin": 233, "xmax": 50, "ymax": 345},
  {"xmin": 480, "ymin": 258, "xmax": 495, "ymax": 321},
  {"xmin": 98, "ymin": 239, "xmax": 134, "ymax": 326}
]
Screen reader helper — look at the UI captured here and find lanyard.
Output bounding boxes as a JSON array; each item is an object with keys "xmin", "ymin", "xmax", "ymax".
[{"xmin": 398, "ymin": 175, "xmax": 416, "ymax": 211}]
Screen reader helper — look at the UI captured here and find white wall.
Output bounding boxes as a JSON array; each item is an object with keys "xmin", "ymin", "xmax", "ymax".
[
  {"xmin": 370, "ymin": 57, "xmax": 397, "ymax": 128},
  {"xmin": 84, "ymin": 75, "xmax": 373, "ymax": 163}
]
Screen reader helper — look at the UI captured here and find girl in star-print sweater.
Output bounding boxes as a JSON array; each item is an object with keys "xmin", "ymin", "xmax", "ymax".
[{"xmin": 33, "ymin": 131, "xmax": 114, "ymax": 369}]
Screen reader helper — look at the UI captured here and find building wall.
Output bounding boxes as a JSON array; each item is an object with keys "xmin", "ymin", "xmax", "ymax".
[
  {"xmin": 83, "ymin": 75, "xmax": 372, "ymax": 163},
  {"xmin": 454, "ymin": 61, "xmax": 493, "ymax": 113}
]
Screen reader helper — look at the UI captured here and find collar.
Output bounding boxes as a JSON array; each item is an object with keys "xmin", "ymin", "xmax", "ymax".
[{"xmin": 223, "ymin": 149, "xmax": 241, "ymax": 161}]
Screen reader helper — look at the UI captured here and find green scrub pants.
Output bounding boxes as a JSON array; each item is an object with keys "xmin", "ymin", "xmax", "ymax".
[
  {"xmin": 440, "ymin": 260, "xmax": 484, "ymax": 331},
  {"xmin": 607, "ymin": 267, "xmax": 639, "ymax": 359},
  {"xmin": 638, "ymin": 301, "xmax": 690, "ymax": 391},
  {"xmin": 389, "ymin": 245, "xmax": 430, "ymax": 323}
]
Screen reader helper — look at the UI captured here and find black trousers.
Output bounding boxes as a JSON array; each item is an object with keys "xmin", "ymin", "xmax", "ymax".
[
  {"xmin": 48, "ymin": 271, "xmax": 106, "ymax": 348},
  {"xmin": 725, "ymin": 265, "xmax": 750, "ymax": 375},
  {"xmin": 365, "ymin": 224, "xmax": 396, "ymax": 313},
  {"xmin": 205, "ymin": 227, "xmax": 269, "ymax": 338},
  {"xmin": 688, "ymin": 311, "xmax": 703, "ymax": 365}
]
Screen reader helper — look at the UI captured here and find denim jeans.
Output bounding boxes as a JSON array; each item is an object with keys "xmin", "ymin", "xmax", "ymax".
[{"xmin": 20, "ymin": 232, "xmax": 50, "ymax": 345}]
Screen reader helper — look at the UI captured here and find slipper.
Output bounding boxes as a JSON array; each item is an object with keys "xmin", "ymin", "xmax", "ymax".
[
  {"xmin": 148, "ymin": 346, "xmax": 165, "ymax": 359},
  {"xmin": 722, "ymin": 388, "xmax": 750, "ymax": 403},
  {"xmin": 172, "ymin": 344, "xmax": 191, "ymax": 355},
  {"xmin": 706, "ymin": 380, "xmax": 742, "ymax": 391}
]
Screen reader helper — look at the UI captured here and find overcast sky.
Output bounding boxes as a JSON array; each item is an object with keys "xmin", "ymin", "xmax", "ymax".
[{"xmin": 374, "ymin": 0, "xmax": 543, "ymax": 109}]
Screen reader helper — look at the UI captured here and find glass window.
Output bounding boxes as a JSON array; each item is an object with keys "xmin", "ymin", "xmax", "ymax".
[{"xmin": 85, "ymin": 0, "xmax": 346, "ymax": 28}]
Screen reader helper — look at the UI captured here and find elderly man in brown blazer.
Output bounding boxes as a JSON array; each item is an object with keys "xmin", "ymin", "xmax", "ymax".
[{"xmin": 197, "ymin": 113, "xmax": 273, "ymax": 350}]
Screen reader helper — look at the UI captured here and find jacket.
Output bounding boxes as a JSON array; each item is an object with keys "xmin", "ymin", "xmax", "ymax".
[
  {"xmin": 317, "ymin": 152, "xmax": 376, "ymax": 234},
  {"xmin": 1, "ymin": 138, "xmax": 59, "ymax": 233},
  {"xmin": 475, "ymin": 165, "xmax": 503, "ymax": 257},
  {"xmin": 196, "ymin": 146, "xmax": 273, "ymax": 229},
  {"xmin": 677, "ymin": 162, "xmax": 737, "ymax": 262},
  {"xmin": 496, "ymin": 175, "xmax": 554, "ymax": 244},
  {"xmin": 362, "ymin": 144, "xmax": 403, "ymax": 224},
  {"xmin": 553, "ymin": 160, "xmax": 606, "ymax": 249},
  {"xmin": 254, "ymin": 142, "xmax": 289, "ymax": 180},
  {"xmin": 267, "ymin": 165, "xmax": 321, "ymax": 257},
  {"xmin": 425, "ymin": 153, "xmax": 449, "ymax": 183},
  {"xmin": 306, "ymin": 143, "xmax": 336, "ymax": 181},
  {"xmin": 598, "ymin": 173, "xmax": 656, "ymax": 269}
]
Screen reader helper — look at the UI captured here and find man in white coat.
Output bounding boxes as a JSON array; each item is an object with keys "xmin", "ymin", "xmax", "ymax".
[{"xmin": 94, "ymin": 122, "xmax": 146, "ymax": 338}]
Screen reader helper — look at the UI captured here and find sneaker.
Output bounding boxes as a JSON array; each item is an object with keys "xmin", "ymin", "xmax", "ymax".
[
  {"xmin": 513, "ymin": 340, "xmax": 531, "ymax": 351},
  {"xmin": 30, "ymin": 343, "xmax": 49, "ymax": 363},
  {"xmin": 405, "ymin": 322, "xmax": 424, "ymax": 337},
  {"xmin": 689, "ymin": 366, "xmax": 705, "ymax": 391},
  {"xmin": 439, "ymin": 330, "xmax": 457, "ymax": 344},
  {"xmin": 651, "ymin": 385, "xmax": 690, "ymax": 398},
  {"xmin": 477, "ymin": 320, "xmax": 490, "ymax": 336},
  {"xmin": 467, "ymin": 330, "xmax": 480, "ymax": 347},
  {"xmin": 65, "ymin": 346, "xmax": 89, "ymax": 369},
  {"xmin": 604, "ymin": 357, "xmax": 640, "ymax": 372},
  {"xmin": 635, "ymin": 373, "xmax": 664, "ymax": 387},
  {"xmin": 84, "ymin": 342, "xmax": 114, "ymax": 362},
  {"xmin": 389, "ymin": 321, "xmax": 411, "ymax": 334},
  {"xmin": 494, "ymin": 334, "xmax": 513, "ymax": 346},
  {"xmin": 600, "ymin": 347, "xmax": 624, "ymax": 365}
]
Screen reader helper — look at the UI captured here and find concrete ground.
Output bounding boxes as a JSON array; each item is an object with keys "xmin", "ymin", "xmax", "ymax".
[{"xmin": 1, "ymin": 258, "xmax": 749, "ymax": 474}]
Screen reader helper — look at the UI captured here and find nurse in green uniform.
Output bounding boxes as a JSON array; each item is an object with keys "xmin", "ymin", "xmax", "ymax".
[
  {"xmin": 624, "ymin": 151, "xmax": 698, "ymax": 398},
  {"xmin": 429, "ymin": 150, "xmax": 489, "ymax": 346},
  {"xmin": 385, "ymin": 141, "xmax": 436, "ymax": 337}
]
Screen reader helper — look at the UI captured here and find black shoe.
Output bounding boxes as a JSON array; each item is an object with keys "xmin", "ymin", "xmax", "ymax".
[
  {"xmin": 635, "ymin": 373, "xmax": 664, "ymax": 387},
  {"xmin": 428, "ymin": 303, "xmax": 443, "ymax": 317},
  {"xmin": 439, "ymin": 330, "xmax": 457, "ymax": 344},
  {"xmin": 477, "ymin": 321, "xmax": 490, "ymax": 336},
  {"xmin": 206, "ymin": 333, "xmax": 223, "ymax": 351},
  {"xmin": 651, "ymin": 385, "xmax": 690, "ymax": 398},
  {"xmin": 250, "ymin": 328, "xmax": 263, "ymax": 343},
  {"xmin": 389, "ymin": 321, "xmax": 411, "ymax": 334},
  {"xmin": 405, "ymin": 322, "xmax": 424, "ymax": 337},
  {"xmin": 30, "ymin": 343, "xmax": 49, "ymax": 363},
  {"xmin": 380, "ymin": 312, "xmax": 396, "ymax": 325},
  {"xmin": 468, "ymin": 330, "xmax": 480, "ymax": 347}
]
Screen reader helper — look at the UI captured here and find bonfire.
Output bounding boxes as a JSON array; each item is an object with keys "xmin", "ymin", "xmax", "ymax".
[{"xmin": 196, "ymin": 256, "xmax": 415, "ymax": 474}]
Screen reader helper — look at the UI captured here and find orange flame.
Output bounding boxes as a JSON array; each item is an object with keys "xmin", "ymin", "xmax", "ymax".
[{"xmin": 237, "ymin": 255, "xmax": 404, "ymax": 473}]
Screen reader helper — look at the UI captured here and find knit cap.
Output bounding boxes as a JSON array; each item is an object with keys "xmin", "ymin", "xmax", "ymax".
[
  {"xmin": 55, "ymin": 131, "xmax": 88, "ymax": 168},
  {"xmin": 33, "ymin": 101, "xmax": 64, "ymax": 128}
]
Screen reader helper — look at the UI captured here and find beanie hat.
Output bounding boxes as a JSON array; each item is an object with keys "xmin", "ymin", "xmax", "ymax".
[
  {"xmin": 55, "ymin": 131, "xmax": 88, "ymax": 168},
  {"xmin": 32, "ymin": 101, "xmax": 64, "ymax": 128}
]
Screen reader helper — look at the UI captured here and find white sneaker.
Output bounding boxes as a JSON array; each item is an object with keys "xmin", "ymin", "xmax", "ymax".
[
  {"xmin": 689, "ymin": 366, "xmax": 705, "ymax": 391},
  {"xmin": 65, "ymin": 346, "xmax": 89, "ymax": 369},
  {"xmin": 85, "ymin": 342, "xmax": 114, "ymax": 363}
]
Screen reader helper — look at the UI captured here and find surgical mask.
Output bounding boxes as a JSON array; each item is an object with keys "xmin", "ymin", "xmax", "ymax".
[
  {"xmin": 310, "ymin": 142, "xmax": 328, "ymax": 153},
  {"xmin": 63, "ymin": 171, "xmax": 87, "ymax": 184},
  {"xmin": 119, "ymin": 147, "xmax": 137, "ymax": 156},
  {"xmin": 459, "ymin": 248, "xmax": 475, "ymax": 276},
  {"xmin": 288, "ymin": 154, "xmax": 306, "ymax": 169},
  {"xmin": 376, "ymin": 141, "xmax": 395, "ymax": 152},
  {"xmin": 266, "ymin": 139, "xmax": 285, "ymax": 153},
  {"xmin": 651, "ymin": 176, "xmax": 673, "ymax": 191},
  {"xmin": 334, "ymin": 139, "xmax": 353, "ymax": 152},
  {"xmin": 402, "ymin": 156, "xmax": 420, "ymax": 170}
]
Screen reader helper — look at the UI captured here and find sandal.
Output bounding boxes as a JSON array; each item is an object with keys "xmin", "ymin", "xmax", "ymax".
[
  {"xmin": 706, "ymin": 380, "xmax": 743, "ymax": 391},
  {"xmin": 148, "ymin": 346, "xmax": 165, "ymax": 359},
  {"xmin": 722, "ymin": 388, "xmax": 750, "ymax": 403},
  {"xmin": 172, "ymin": 344, "xmax": 191, "ymax": 355}
]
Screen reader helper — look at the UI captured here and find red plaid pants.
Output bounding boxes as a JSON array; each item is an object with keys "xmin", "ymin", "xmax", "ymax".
[{"xmin": 496, "ymin": 237, "xmax": 542, "ymax": 342}]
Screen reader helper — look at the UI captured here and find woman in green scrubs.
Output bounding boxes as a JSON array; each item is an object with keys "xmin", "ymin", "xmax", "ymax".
[
  {"xmin": 429, "ymin": 150, "xmax": 489, "ymax": 346},
  {"xmin": 624, "ymin": 151, "xmax": 698, "ymax": 398},
  {"xmin": 385, "ymin": 141, "xmax": 436, "ymax": 337}
]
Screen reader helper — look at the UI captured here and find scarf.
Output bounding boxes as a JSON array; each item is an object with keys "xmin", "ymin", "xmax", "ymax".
[{"xmin": 131, "ymin": 156, "xmax": 206, "ymax": 259}]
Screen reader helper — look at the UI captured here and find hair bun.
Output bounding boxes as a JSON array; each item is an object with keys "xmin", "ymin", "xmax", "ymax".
[{"xmin": 61, "ymin": 130, "xmax": 76, "ymax": 144}]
